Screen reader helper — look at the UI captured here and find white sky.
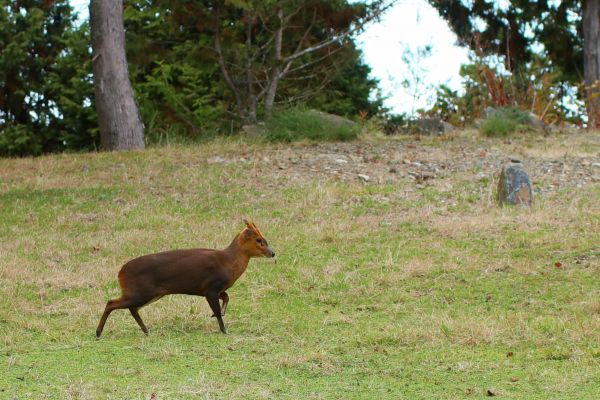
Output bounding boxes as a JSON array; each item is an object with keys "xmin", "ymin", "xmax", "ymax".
[
  {"xmin": 70, "ymin": 0, "xmax": 469, "ymax": 115},
  {"xmin": 355, "ymin": 0, "xmax": 470, "ymax": 114}
]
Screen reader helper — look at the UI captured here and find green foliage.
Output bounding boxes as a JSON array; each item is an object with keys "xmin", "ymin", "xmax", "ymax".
[
  {"xmin": 426, "ymin": 54, "xmax": 583, "ymax": 127},
  {"xmin": 0, "ymin": 123, "xmax": 42, "ymax": 156},
  {"xmin": 264, "ymin": 108, "xmax": 361, "ymax": 142},
  {"xmin": 124, "ymin": 1, "xmax": 231, "ymax": 141},
  {"xmin": 428, "ymin": 0, "xmax": 581, "ymax": 84},
  {"xmin": 480, "ymin": 107, "xmax": 533, "ymax": 137},
  {"xmin": 428, "ymin": 1, "xmax": 586, "ymax": 128},
  {"xmin": 0, "ymin": 1, "xmax": 97, "ymax": 156},
  {"xmin": 0, "ymin": 0, "xmax": 382, "ymax": 156},
  {"xmin": 304, "ymin": 48, "xmax": 383, "ymax": 118},
  {"xmin": 382, "ymin": 112, "xmax": 408, "ymax": 135},
  {"xmin": 123, "ymin": 0, "xmax": 381, "ymax": 137}
]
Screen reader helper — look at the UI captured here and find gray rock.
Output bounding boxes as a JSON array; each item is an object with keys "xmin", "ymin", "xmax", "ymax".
[
  {"xmin": 241, "ymin": 123, "xmax": 266, "ymax": 137},
  {"xmin": 408, "ymin": 118, "xmax": 449, "ymax": 135},
  {"xmin": 207, "ymin": 156, "xmax": 226, "ymax": 164},
  {"xmin": 358, "ymin": 174, "xmax": 370, "ymax": 182},
  {"xmin": 483, "ymin": 107, "xmax": 546, "ymax": 131},
  {"xmin": 484, "ymin": 107, "xmax": 496, "ymax": 118},
  {"xmin": 527, "ymin": 112, "xmax": 546, "ymax": 131},
  {"xmin": 497, "ymin": 160, "xmax": 533, "ymax": 206}
]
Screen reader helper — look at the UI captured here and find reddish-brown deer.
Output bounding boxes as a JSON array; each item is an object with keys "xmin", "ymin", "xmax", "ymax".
[{"xmin": 96, "ymin": 220, "xmax": 274, "ymax": 337}]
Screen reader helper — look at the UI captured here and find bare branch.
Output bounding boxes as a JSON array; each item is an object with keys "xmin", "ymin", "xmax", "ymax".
[
  {"xmin": 285, "ymin": 45, "xmax": 344, "ymax": 76},
  {"xmin": 282, "ymin": 0, "xmax": 394, "ymax": 67}
]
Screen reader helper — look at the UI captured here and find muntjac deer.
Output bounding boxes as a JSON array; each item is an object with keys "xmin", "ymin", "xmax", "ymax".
[{"xmin": 96, "ymin": 220, "xmax": 274, "ymax": 337}]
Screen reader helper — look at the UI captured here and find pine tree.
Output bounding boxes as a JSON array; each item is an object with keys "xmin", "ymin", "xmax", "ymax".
[
  {"xmin": 0, "ymin": 0, "xmax": 96, "ymax": 156},
  {"xmin": 123, "ymin": 0, "xmax": 384, "ymax": 136}
]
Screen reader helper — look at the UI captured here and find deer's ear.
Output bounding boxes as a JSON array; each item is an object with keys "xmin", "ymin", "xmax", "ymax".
[{"xmin": 243, "ymin": 228, "xmax": 254, "ymax": 238}]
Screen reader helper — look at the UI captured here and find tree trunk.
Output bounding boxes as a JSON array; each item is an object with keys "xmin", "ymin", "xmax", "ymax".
[
  {"xmin": 264, "ymin": 7, "xmax": 284, "ymax": 120},
  {"xmin": 89, "ymin": 0, "xmax": 144, "ymax": 150},
  {"xmin": 584, "ymin": 0, "xmax": 600, "ymax": 129},
  {"xmin": 244, "ymin": 10, "xmax": 258, "ymax": 124},
  {"xmin": 264, "ymin": 68, "xmax": 280, "ymax": 120}
]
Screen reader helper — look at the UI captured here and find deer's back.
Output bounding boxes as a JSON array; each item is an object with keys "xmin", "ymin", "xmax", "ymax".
[{"xmin": 118, "ymin": 249, "xmax": 230, "ymax": 297}]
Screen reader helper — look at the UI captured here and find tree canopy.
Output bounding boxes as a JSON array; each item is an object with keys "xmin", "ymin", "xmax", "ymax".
[
  {"xmin": 0, "ymin": 0, "xmax": 96, "ymax": 156},
  {"xmin": 124, "ymin": 0, "xmax": 382, "ymax": 138},
  {"xmin": 428, "ymin": 0, "xmax": 582, "ymax": 83},
  {"xmin": 0, "ymin": 0, "xmax": 382, "ymax": 155}
]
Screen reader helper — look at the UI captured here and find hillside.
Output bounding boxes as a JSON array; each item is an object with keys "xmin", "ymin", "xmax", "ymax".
[{"xmin": 0, "ymin": 131, "xmax": 599, "ymax": 399}]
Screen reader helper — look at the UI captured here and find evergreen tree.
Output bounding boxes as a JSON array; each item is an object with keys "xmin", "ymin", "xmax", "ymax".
[
  {"xmin": 428, "ymin": 0, "xmax": 600, "ymax": 125},
  {"xmin": 0, "ymin": 1, "xmax": 96, "ymax": 156},
  {"xmin": 123, "ymin": 0, "xmax": 383, "ymax": 138},
  {"xmin": 303, "ymin": 47, "xmax": 382, "ymax": 117},
  {"xmin": 428, "ymin": 0, "xmax": 581, "ymax": 82},
  {"xmin": 124, "ymin": 0, "xmax": 229, "ymax": 140}
]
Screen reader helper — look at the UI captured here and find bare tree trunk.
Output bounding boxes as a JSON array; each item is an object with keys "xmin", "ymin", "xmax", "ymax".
[
  {"xmin": 245, "ymin": 10, "xmax": 258, "ymax": 124},
  {"xmin": 584, "ymin": 0, "xmax": 600, "ymax": 129},
  {"xmin": 264, "ymin": 7, "xmax": 284, "ymax": 120},
  {"xmin": 89, "ymin": 0, "xmax": 145, "ymax": 150}
]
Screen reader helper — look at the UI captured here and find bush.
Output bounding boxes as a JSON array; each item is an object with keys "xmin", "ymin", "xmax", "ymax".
[
  {"xmin": 0, "ymin": 4, "xmax": 97, "ymax": 157},
  {"xmin": 382, "ymin": 113, "xmax": 408, "ymax": 135},
  {"xmin": 480, "ymin": 107, "xmax": 534, "ymax": 137},
  {"xmin": 263, "ymin": 108, "xmax": 361, "ymax": 142},
  {"xmin": 0, "ymin": 124, "xmax": 42, "ymax": 157}
]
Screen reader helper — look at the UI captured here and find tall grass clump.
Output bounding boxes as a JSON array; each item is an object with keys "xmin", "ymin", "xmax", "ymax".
[
  {"xmin": 480, "ymin": 106, "xmax": 535, "ymax": 137},
  {"xmin": 264, "ymin": 108, "xmax": 361, "ymax": 142}
]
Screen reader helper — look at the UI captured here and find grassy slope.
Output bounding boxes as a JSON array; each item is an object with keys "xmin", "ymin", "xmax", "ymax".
[{"xmin": 0, "ymin": 133, "xmax": 599, "ymax": 399}]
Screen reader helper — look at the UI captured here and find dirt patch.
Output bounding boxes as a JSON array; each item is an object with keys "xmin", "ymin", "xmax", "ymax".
[{"xmin": 204, "ymin": 131, "xmax": 600, "ymax": 195}]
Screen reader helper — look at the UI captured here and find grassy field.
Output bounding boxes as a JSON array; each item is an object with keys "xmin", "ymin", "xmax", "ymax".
[{"xmin": 0, "ymin": 131, "xmax": 599, "ymax": 399}]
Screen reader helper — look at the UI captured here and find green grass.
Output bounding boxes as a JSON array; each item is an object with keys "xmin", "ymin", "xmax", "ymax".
[
  {"xmin": 264, "ymin": 108, "xmax": 361, "ymax": 142},
  {"xmin": 0, "ymin": 134, "xmax": 599, "ymax": 399},
  {"xmin": 480, "ymin": 107, "xmax": 535, "ymax": 137}
]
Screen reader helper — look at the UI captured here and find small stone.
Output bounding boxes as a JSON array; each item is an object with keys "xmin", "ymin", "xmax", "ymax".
[
  {"xmin": 241, "ymin": 124, "xmax": 265, "ymax": 136},
  {"xmin": 358, "ymin": 174, "xmax": 370, "ymax": 182},
  {"xmin": 408, "ymin": 118, "xmax": 448, "ymax": 135},
  {"xmin": 207, "ymin": 156, "xmax": 226, "ymax": 164},
  {"xmin": 497, "ymin": 161, "xmax": 533, "ymax": 206},
  {"xmin": 592, "ymin": 162, "xmax": 600, "ymax": 168},
  {"xmin": 335, "ymin": 158, "xmax": 348, "ymax": 164}
]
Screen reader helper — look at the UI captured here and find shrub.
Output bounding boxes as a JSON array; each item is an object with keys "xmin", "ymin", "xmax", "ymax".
[
  {"xmin": 0, "ymin": 124, "xmax": 42, "ymax": 157},
  {"xmin": 264, "ymin": 108, "xmax": 361, "ymax": 142},
  {"xmin": 480, "ymin": 107, "xmax": 534, "ymax": 137}
]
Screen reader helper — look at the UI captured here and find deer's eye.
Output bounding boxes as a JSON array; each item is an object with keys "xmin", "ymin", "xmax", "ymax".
[{"xmin": 256, "ymin": 238, "xmax": 262, "ymax": 245}]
